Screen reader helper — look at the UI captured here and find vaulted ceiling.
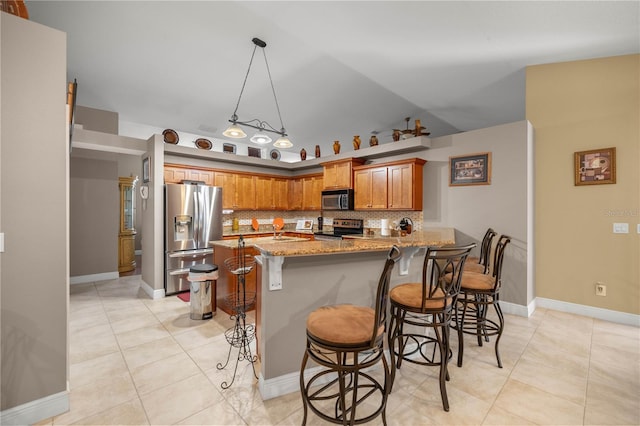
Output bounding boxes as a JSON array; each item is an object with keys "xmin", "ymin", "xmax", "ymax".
[{"xmin": 27, "ymin": 1, "xmax": 639, "ymax": 161}]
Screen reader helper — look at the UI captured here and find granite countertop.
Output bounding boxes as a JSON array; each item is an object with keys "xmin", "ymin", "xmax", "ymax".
[
  {"xmin": 251, "ymin": 228, "xmax": 456, "ymax": 257},
  {"xmin": 210, "ymin": 235, "xmax": 312, "ymax": 249}
]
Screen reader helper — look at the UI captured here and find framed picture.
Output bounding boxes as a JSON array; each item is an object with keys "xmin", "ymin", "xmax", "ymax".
[
  {"xmin": 574, "ymin": 147, "xmax": 616, "ymax": 186},
  {"xmin": 449, "ymin": 152, "xmax": 492, "ymax": 186},
  {"xmin": 223, "ymin": 143, "xmax": 236, "ymax": 154},
  {"xmin": 142, "ymin": 156, "xmax": 150, "ymax": 183},
  {"xmin": 247, "ymin": 147, "xmax": 262, "ymax": 158}
]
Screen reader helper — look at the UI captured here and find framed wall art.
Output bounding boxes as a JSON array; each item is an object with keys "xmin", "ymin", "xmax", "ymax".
[
  {"xmin": 223, "ymin": 143, "xmax": 236, "ymax": 154},
  {"xmin": 142, "ymin": 156, "xmax": 150, "ymax": 183},
  {"xmin": 449, "ymin": 152, "xmax": 492, "ymax": 186},
  {"xmin": 574, "ymin": 147, "xmax": 616, "ymax": 186}
]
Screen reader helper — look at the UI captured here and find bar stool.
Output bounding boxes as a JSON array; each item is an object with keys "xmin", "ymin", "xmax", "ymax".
[
  {"xmin": 454, "ymin": 235, "xmax": 511, "ymax": 368},
  {"xmin": 299, "ymin": 246, "xmax": 401, "ymax": 426},
  {"xmin": 387, "ymin": 243, "xmax": 475, "ymax": 412},
  {"xmin": 465, "ymin": 228, "xmax": 497, "ymax": 273}
]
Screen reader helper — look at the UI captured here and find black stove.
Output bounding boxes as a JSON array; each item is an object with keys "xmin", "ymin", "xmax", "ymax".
[{"xmin": 314, "ymin": 218, "xmax": 364, "ymax": 240}]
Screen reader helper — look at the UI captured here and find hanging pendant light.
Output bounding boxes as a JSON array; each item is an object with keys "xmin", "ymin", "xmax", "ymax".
[{"xmin": 222, "ymin": 38, "xmax": 293, "ymax": 148}]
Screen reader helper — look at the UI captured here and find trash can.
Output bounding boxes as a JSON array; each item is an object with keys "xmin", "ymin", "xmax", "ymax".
[{"xmin": 187, "ymin": 264, "xmax": 218, "ymax": 320}]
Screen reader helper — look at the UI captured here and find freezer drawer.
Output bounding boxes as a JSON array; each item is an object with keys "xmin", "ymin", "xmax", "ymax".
[
  {"xmin": 165, "ymin": 248, "xmax": 214, "ymax": 270},
  {"xmin": 165, "ymin": 248, "xmax": 215, "ymax": 295}
]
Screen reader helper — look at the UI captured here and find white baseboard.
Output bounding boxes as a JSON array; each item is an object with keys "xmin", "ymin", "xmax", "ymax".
[
  {"xmin": 140, "ymin": 278, "xmax": 165, "ymax": 299},
  {"xmin": 69, "ymin": 271, "xmax": 119, "ymax": 285},
  {"xmin": 536, "ymin": 297, "xmax": 639, "ymax": 327},
  {"xmin": 499, "ymin": 300, "xmax": 533, "ymax": 317},
  {"xmin": 0, "ymin": 390, "xmax": 69, "ymax": 426}
]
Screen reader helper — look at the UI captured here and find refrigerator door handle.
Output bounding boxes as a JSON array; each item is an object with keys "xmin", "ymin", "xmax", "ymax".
[
  {"xmin": 169, "ymin": 268, "xmax": 191, "ymax": 276},
  {"xmin": 168, "ymin": 248, "xmax": 213, "ymax": 258},
  {"xmin": 193, "ymin": 190, "xmax": 200, "ymax": 248}
]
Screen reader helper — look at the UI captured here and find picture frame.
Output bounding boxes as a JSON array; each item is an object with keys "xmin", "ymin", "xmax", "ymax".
[
  {"xmin": 223, "ymin": 143, "xmax": 236, "ymax": 154},
  {"xmin": 247, "ymin": 147, "xmax": 262, "ymax": 158},
  {"xmin": 449, "ymin": 152, "xmax": 492, "ymax": 186},
  {"xmin": 142, "ymin": 156, "xmax": 150, "ymax": 183},
  {"xmin": 574, "ymin": 147, "xmax": 616, "ymax": 186}
]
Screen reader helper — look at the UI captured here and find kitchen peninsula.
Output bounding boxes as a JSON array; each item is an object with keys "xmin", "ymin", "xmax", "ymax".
[{"xmin": 212, "ymin": 228, "xmax": 456, "ymax": 400}]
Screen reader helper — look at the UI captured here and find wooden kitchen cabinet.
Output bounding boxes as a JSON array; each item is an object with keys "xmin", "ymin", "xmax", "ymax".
[
  {"xmin": 214, "ymin": 171, "xmax": 256, "ymax": 210},
  {"xmin": 354, "ymin": 166, "xmax": 388, "ymax": 210},
  {"xmin": 214, "ymin": 244, "xmax": 259, "ymax": 315},
  {"xmin": 288, "ymin": 178, "xmax": 303, "ymax": 210},
  {"xmin": 302, "ymin": 174, "xmax": 323, "ymax": 210},
  {"xmin": 164, "ymin": 165, "xmax": 213, "ymax": 185},
  {"xmin": 322, "ymin": 158, "xmax": 365, "ymax": 189},
  {"xmin": 255, "ymin": 176, "xmax": 289, "ymax": 210},
  {"xmin": 353, "ymin": 158, "xmax": 425, "ymax": 211},
  {"xmin": 388, "ymin": 160, "xmax": 424, "ymax": 210}
]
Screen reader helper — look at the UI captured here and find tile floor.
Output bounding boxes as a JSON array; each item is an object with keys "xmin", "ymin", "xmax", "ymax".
[{"xmin": 35, "ymin": 274, "xmax": 639, "ymax": 425}]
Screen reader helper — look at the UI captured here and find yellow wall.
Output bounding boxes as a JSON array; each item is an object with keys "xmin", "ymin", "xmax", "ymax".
[{"xmin": 527, "ymin": 54, "xmax": 639, "ymax": 315}]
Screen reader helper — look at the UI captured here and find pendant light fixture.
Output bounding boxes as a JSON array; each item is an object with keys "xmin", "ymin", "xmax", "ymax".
[{"xmin": 223, "ymin": 37, "xmax": 293, "ymax": 148}]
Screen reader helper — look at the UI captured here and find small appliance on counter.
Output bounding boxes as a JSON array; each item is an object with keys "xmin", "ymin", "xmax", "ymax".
[
  {"xmin": 295, "ymin": 219, "xmax": 314, "ymax": 231},
  {"xmin": 317, "ymin": 216, "xmax": 323, "ymax": 231},
  {"xmin": 399, "ymin": 217, "xmax": 413, "ymax": 234},
  {"xmin": 314, "ymin": 218, "xmax": 363, "ymax": 240}
]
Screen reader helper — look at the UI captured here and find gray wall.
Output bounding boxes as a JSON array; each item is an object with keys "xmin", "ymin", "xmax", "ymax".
[
  {"xmin": 1, "ymin": 13, "xmax": 68, "ymax": 417},
  {"xmin": 422, "ymin": 121, "xmax": 531, "ymax": 307},
  {"xmin": 69, "ymin": 157, "xmax": 119, "ymax": 276}
]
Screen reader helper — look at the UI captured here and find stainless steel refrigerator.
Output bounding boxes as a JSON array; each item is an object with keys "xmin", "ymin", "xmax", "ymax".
[{"xmin": 165, "ymin": 183, "xmax": 223, "ymax": 295}]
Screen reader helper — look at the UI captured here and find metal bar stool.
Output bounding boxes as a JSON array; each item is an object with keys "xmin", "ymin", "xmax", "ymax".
[
  {"xmin": 387, "ymin": 243, "xmax": 475, "ymax": 412},
  {"xmin": 454, "ymin": 235, "xmax": 511, "ymax": 368},
  {"xmin": 299, "ymin": 246, "xmax": 401, "ymax": 426}
]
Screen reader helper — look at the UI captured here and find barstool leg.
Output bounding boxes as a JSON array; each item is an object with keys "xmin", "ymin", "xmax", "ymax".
[
  {"xmin": 299, "ymin": 348, "xmax": 310, "ymax": 426},
  {"xmin": 457, "ymin": 299, "xmax": 468, "ymax": 367},
  {"xmin": 436, "ymin": 317, "xmax": 450, "ymax": 412},
  {"xmin": 494, "ymin": 299, "xmax": 504, "ymax": 368}
]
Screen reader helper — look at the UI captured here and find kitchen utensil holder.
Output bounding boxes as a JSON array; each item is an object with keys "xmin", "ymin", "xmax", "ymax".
[{"xmin": 216, "ymin": 237, "xmax": 258, "ymax": 389}]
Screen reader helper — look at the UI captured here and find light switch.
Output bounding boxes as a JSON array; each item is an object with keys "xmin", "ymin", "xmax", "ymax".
[
  {"xmin": 0, "ymin": 233, "xmax": 3, "ymax": 252},
  {"xmin": 613, "ymin": 223, "xmax": 629, "ymax": 234},
  {"xmin": 637, "ymin": 224, "xmax": 640, "ymax": 234}
]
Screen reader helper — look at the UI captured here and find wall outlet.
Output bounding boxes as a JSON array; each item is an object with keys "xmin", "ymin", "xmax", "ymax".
[
  {"xmin": 613, "ymin": 223, "xmax": 629, "ymax": 234},
  {"xmin": 595, "ymin": 283, "xmax": 607, "ymax": 296}
]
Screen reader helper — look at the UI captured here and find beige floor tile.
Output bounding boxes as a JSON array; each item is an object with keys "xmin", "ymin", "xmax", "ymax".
[
  {"xmin": 494, "ymin": 379, "xmax": 584, "ymax": 425},
  {"xmin": 109, "ymin": 310, "xmax": 161, "ymax": 335},
  {"xmin": 509, "ymin": 357, "xmax": 588, "ymax": 405},
  {"xmin": 104, "ymin": 302, "xmax": 153, "ymax": 323},
  {"xmin": 70, "ymin": 398, "xmax": 149, "ymax": 425},
  {"xmin": 406, "ymin": 381, "xmax": 492, "ymax": 424},
  {"xmin": 584, "ymin": 385, "xmax": 640, "ymax": 425},
  {"xmin": 139, "ymin": 373, "xmax": 225, "ymax": 425},
  {"xmin": 70, "ymin": 351, "xmax": 128, "ymax": 390},
  {"xmin": 114, "ymin": 323, "xmax": 171, "ymax": 350},
  {"xmin": 529, "ymin": 325, "xmax": 592, "ymax": 357},
  {"xmin": 590, "ymin": 340, "xmax": 640, "ymax": 369},
  {"xmin": 593, "ymin": 318, "xmax": 640, "ymax": 340},
  {"xmin": 52, "ymin": 371, "xmax": 138, "ymax": 425},
  {"xmin": 69, "ymin": 308, "xmax": 110, "ymax": 334},
  {"xmin": 121, "ymin": 335, "xmax": 184, "ymax": 370},
  {"xmin": 446, "ymin": 357, "xmax": 510, "ymax": 403},
  {"xmin": 130, "ymin": 351, "xmax": 202, "ymax": 395},
  {"xmin": 176, "ymin": 400, "xmax": 247, "ymax": 425},
  {"xmin": 481, "ymin": 405, "xmax": 536, "ymax": 425},
  {"xmin": 143, "ymin": 295, "xmax": 190, "ymax": 314},
  {"xmin": 173, "ymin": 321, "xmax": 228, "ymax": 351},
  {"xmin": 519, "ymin": 339, "xmax": 590, "ymax": 377},
  {"xmin": 157, "ymin": 310, "xmax": 214, "ymax": 335},
  {"xmin": 186, "ymin": 335, "xmax": 236, "ymax": 372},
  {"xmin": 69, "ymin": 329, "xmax": 120, "ymax": 365}
]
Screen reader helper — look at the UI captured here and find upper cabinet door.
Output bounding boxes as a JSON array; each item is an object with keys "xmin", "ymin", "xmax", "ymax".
[{"xmin": 322, "ymin": 158, "xmax": 365, "ymax": 189}]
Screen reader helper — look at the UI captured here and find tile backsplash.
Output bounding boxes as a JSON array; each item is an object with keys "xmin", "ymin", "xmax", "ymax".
[{"xmin": 223, "ymin": 210, "xmax": 423, "ymax": 233}]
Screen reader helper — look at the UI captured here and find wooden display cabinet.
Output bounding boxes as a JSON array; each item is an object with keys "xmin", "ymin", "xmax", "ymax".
[
  {"xmin": 322, "ymin": 158, "xmax": 365, "ymax": 189},
  {"xmin": 118, "ymin": 176, "xmax": 138, "ymax": 272}
]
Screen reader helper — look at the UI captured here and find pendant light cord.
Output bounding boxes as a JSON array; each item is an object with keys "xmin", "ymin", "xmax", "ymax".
[
  {"xmin": 231, "ymin": 44, "xmax": 258, "ymax": 120},
  {"xmin": 261, "ymin": 48, "xmax": 286, "ymax": 133}
]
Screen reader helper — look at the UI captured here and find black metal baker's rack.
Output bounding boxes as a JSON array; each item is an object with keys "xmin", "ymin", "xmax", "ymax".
[{"xmin": 216, "ymin": 236, "xmax": 258, "ymax": 389}]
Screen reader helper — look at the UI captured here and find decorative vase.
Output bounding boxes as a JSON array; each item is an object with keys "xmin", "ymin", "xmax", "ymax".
[
  {"xmin": 333, "ymin": 140, "xmax": 341, "ymax": 154},
  {"xmin": 352, "ymin": 135, "xmax": 361, "ymax": 150},
  {"xmin": 369, "ymin": 135, "xmax": 379, "ymax": 146},
  {"xmin": 393, "ymin": 130, "xmax": 401, "ymax": 142},
  {"xmin": 300, "ymin": 148, "xmax": 307, "ymax": 161},
  {"xmin": 315, "ymin": 144, "xmax": 321, "ymax": 158},
  {"xmin": 414, "ymin": 119, "xmax": 422, "ymax": 136}
]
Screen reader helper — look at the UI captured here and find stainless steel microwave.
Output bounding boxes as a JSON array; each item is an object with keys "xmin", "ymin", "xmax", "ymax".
[{"xmin": 321, "ymin": 189, "xmax": 354, "ymax": 210}]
